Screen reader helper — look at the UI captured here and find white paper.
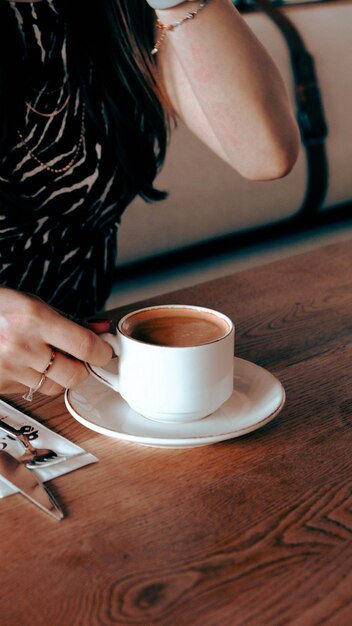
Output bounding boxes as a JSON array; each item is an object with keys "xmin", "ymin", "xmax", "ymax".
[{"xmin": 0, "ymin": 398, "xmax": 98, "ymax": 498}]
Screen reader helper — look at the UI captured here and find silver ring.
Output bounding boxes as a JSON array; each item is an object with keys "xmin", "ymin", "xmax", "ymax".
[{"xmin": 22, "ymin": 372, "xmax": 47, "ymax": 402}]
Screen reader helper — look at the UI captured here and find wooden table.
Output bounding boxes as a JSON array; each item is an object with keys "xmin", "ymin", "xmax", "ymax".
[{"xmin": 1, "ymin": 240, "xmax": 352, "ymax": 626}]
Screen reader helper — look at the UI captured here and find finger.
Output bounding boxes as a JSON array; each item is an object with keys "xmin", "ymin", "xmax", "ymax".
[
  {"xmin": 82, "ymin": 319, "xmax": 113, "ymax": 334},
  {"xmin": 15, "ymin": 367, "xmax": 44, "ymax": 390},
  {"xmin": 41, "ymin": 311, "xmax": 113, "ymax": 365},
  {"xmin": 19, "ymin": 368, "xmax": 64, "ymax": 396},
  {"xmin": 1, "ymin": 335, "xmax": 54, "ymax": 377},
  {"xmin": 31, "ymin": 345, "xmax": 54, "ymax": 374},
  {"xmin": 0, "ymin": 381, "xmax": 28, "ymax": 395},
  {"xmin": 53, "ymin": 309, "xmax": 114, "ymax": 334},
  {"xmin": 44, "ymin": 351, "xmax": 89, "ymax": 389},
  {"xmin": 0, "ymin": 339, "xmax": 48, "ymax": 376},
  {"xmin": 38, "ymin": 377, "xmax": 65, "ymax": 397}
]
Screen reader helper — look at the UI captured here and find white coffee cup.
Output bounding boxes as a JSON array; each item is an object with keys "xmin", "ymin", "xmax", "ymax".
[{"xmin": 87, "ymin": 304, "xmax": 235, "ymax": 423}]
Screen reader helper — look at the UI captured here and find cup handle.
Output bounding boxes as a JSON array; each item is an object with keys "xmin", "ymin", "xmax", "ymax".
[{"xmin": 86, "ymin": 333, "xmax": 121, "ymax": 391}]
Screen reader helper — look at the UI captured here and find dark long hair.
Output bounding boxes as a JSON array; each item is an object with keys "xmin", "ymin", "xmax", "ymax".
[{"xmin": 0, "ymin": 0, "xmax": 172, "ymax": 204}]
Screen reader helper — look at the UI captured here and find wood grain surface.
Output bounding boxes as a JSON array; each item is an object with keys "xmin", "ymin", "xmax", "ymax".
[{"xmin": 1, "ymin": 240, "xmax": 351, "ymax": 626}]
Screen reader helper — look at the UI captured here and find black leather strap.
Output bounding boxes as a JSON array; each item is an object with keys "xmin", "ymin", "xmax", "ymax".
[{"xmin": 250, "ymin": 0, "xmax": 329, "ymax": 217}]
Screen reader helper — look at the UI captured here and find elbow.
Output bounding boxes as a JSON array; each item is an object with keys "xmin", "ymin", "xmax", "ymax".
[
  {"xmin": 235, "ymin": 119, "xmax": 301, "ymax": 181},
  {"xmin": 243, "ymin": 147, "xmax": 299, "ymax": 181},
  {"xmin": 273, "ymin": 149, "xmax": 299, "ymax": 180}
]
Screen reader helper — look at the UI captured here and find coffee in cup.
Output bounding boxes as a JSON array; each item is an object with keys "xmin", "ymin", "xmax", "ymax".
[{"xmin": 120, "ymin": 306, "xmax": 229, "ymax": 347}]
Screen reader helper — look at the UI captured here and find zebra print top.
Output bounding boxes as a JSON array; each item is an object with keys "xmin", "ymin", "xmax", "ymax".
[{"xmin": 0, "ymin": 0, "xmax": 134, "ymax": 316}]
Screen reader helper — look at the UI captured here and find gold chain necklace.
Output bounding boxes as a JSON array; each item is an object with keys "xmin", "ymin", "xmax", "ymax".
[
  {"xmin": 32, "ymin": 76, "xmax": 69, "ymax": 96},
  {"xmin": 25, "ymin": 93, "xmax": 71, "ymax": 118},
  {"xmin": 16, "ymin": 103, "xmax": 86, "ymax": 175}
]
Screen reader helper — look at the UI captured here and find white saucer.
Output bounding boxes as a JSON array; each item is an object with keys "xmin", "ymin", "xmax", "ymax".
[{"xmin": 65, "ymin": 358, "xmax": 285, "ymax": 449}]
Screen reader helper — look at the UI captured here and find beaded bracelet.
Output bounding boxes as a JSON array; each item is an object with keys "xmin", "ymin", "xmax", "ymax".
[{"xmin": 151, "ymin": 0, "xmax": 209, "ymax": 55}]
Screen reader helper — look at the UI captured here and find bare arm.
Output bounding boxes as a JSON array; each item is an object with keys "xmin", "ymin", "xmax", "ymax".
[{"xmin": 154, "ymin": 0, "xmax": 300, "ymax": 180}]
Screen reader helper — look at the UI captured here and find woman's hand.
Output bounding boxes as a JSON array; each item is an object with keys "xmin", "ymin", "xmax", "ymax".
[{"xmin": 0, "ymin": 287, "xmax": 113, "ymax": 397}]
